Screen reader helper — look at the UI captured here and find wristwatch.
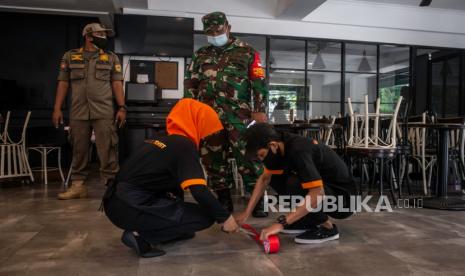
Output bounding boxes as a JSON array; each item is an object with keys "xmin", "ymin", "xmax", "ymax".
[
  {"xmin": 118, "ymin": 105, "xmax": 128, "ymax": 111},
  {"xmin": 276, "ymin": 215, "xmax": 288, "ymax": 227}
]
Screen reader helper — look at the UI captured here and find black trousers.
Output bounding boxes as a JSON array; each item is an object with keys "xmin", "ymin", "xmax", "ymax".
[
  {"xmin": 104, "ymin": 190, "xmax": 214, "ymax": 245},
  {"xmin": 269, "ymin": 174, "xmax": 354, "ymax": 225}
]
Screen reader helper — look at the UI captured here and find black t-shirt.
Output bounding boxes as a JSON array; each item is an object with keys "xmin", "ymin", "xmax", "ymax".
[
  {"xmin": 116, "ymin": 135, "xmax": 207, "ymax": 204},
  {"xmin": 264, "ymin": 133, "xmax": 352, "ymax": 189},
  {"xmin": 114, "ymin": 134, "xmax": 230, "ymax": 223}
]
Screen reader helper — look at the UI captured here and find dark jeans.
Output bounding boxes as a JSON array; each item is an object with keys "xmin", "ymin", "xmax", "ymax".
[
  {"xmin": 104, "ymin": 188, "xmax": 214, "ymax": 245},
  {"xmin": 269, "ymin": 174, "xmax": 354, "ymax": 226}
]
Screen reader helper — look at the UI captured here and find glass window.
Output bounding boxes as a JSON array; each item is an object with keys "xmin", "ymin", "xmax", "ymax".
[
  {"xmin": 307, "ymin": 72, "xmax": 341, "ymax": 102},
  {"xmin": 307, "ymin": 102, "xmax": 341, "ymax": 118},
  {"xmin": 307, "ymin": 41, "xmax": 341, "ymax": 71},
  {"xmin": 345, "ymin": 73, "xmax": 377, "ymax": 105},
  {"xmin": 431, "ymin": 57, "xmax": 460, "ymax": 117},
  {"xmin": 270, "ymin": 39, "xmax": 305, "ymax": 70},
  {"xmin": 345, "ymin": 43, "xmax": 377, "ymax": 73},
  {"xmin": 269, "ymin": 70, "xmax": 306, "ymax": 123},
  {"xmin": 379, "ymin": 45, "xmax": 410, "ymax": 113}
]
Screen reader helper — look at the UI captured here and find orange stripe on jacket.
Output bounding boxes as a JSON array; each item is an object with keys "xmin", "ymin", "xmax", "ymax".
[
  {"xmin": 180, "ymin": 178, "xmax": 207, "ymax": 190},
  {"xmin": 301, "ymin": 180, "xmax": 323, "ymax": 189},
  {"xmin": 264, "ymin": 167, "xmax": 284, "ymax": 175}
]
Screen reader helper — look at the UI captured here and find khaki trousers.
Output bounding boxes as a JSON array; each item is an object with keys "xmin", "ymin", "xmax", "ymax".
[{"xmin": 69, "ymin": 119, "xmax": 119, "ymax": 184}]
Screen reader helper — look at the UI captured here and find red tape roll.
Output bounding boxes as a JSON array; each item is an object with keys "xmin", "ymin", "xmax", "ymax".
[{"xmin": 241, "ymin": 224, "xmax": 280, "ymax": 254}]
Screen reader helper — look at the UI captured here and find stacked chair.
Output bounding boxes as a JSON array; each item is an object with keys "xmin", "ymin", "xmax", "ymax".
[
  {"xmin": 346, "ymin": 95, "xmax": 403, "ymax": 204},
  {"xmin": 0, "ymin": 111, "xmax": 34, "ymax": 183}
]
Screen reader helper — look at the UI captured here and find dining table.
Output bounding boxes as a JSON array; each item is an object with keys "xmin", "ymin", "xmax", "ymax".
[{"xmin": 405, "ymin": 123, "xmax": 465, "ymax": 210}]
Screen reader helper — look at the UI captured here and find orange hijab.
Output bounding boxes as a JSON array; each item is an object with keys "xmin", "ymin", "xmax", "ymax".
[{"xmin": 166, "ymin": 99, "xmax": 224, "ymax": 148}]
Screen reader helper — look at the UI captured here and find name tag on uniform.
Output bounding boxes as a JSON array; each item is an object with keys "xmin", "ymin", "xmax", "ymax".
[{"xmin": 71, "ymin": 54, "xmax": 83, "ymax": 61}]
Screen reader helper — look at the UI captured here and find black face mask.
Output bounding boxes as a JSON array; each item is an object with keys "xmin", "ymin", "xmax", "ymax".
[
  {"xmin": 263, "ymin": 146, "xmax": 284, "ymax": 170},
  {"xmin": 91, "ymin": 35, "xmax": 107, "ymax": 49}
]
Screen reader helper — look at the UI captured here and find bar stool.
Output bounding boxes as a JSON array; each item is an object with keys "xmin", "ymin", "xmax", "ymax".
[
  {"xmin": 28, "ymin": 146, "xmax": 65, "ymax": 185},
  {"xmin": 26, "ymin": 125, "xmax": 67, "ymax": 185}
]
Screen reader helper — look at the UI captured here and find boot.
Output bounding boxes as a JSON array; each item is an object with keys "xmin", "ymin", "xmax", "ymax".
[
  {"xmin": 216, "ymin": 188, "xmax": 234, "ymax": 212},
  {"xmin": 252, "ymin": 196, "xmax": 268, "ymax": 218},
  {"xmin": 57, "ymin": 180, "xmax": 88, "ymax": 200}
]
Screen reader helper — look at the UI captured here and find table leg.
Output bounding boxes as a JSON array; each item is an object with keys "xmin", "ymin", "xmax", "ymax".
[
  {"xmin": 423, "ymin": 129, "xmax": 465, "ymax": 210},
  {"xmin": 437, "ymin": 129, "xmax": 449, "ymax": 197}
]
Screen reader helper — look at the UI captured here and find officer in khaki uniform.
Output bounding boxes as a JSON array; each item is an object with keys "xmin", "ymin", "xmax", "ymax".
[{"xmin": 52, "ymin": 23, "xmax": 126, "ymax": 200}]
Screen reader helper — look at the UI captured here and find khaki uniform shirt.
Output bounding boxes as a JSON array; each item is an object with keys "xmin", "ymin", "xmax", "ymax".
[{"xmin": 57, "ymin": 48, "xmax": 124, "ymax": 120}]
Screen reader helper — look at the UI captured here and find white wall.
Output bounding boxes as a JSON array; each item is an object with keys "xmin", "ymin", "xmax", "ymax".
[
  {"xmin": 124, "ymin": 0, "xmax": 465, "ymax": 49},
  {"xmin": 122, "ymin": 56, "xmax": 185, "ymax": 99}
]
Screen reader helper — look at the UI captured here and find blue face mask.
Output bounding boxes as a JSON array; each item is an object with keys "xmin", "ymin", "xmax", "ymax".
[{"xmin": 207, "ymin": 33, "xmax": 228, "ymax": 47}]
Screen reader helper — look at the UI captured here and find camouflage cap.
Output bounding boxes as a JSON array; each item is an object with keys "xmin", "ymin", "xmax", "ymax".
[
  {"xmin": 202, "ymin": 11, "xmax": 228, "ymax": 33},
  {"xmin": 82, "ymin": 23, "xmax": 114, "ymax": 37}
]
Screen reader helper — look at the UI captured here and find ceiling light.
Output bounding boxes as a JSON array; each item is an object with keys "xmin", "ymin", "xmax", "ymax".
[
  {"xmin": 419, "ymin": 0, "xmax": 432, "ymax": 7},
  {"xmin": 358, "ymin": 50, "xmax": 372, "ymax": 72},
  {"xmin": 312, "ymin": 49, "xmax": 326, "ymax": 70}
]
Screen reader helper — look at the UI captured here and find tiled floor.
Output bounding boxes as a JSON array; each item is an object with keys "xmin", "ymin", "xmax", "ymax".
[{"xmin": 1, "ymin": 173, "xmax": 465, "ymax": 276}]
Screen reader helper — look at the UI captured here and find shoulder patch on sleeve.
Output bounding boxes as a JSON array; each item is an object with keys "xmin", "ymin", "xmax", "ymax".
[
  {"xmin": 249, "ymin": 51, "xmax": 265, "ymax": 80},
  {"xmin": 114, "ymin": 64, "xmax": 122, "ymax": 73}
]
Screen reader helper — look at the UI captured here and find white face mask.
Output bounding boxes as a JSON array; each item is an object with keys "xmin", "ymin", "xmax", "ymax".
[{"xmin": 207, "ymin": 33, "xmax": 228, "ymax": 47}]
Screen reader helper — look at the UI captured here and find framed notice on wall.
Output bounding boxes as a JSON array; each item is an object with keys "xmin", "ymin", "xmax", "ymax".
[{"xmin": 154, "ymin": 61, "xmax": 178, "ymax": 90}]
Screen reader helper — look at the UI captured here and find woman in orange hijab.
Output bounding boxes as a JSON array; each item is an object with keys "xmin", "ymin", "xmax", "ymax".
[{"xmin": 103, "ymin": 99, "xmax": 239, "ymax": 258}]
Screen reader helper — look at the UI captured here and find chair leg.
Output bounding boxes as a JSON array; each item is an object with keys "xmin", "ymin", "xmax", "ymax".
[
  {"xmin": 65, "ymin": 163, "xmax": 72, "ymax": 188},
  {"xmin": 379, "ymin": 158, "xmax": 384, "ymax": 198},
  {"xmin": 358, "ymin": 158, "xmax": 365, "ymax": 195},
  {"xmin": 371, "ymin": 159, "xmax": 377, "ymax": 194},
  {"xmin": 43, "ymin": 148, "xmax": 48, "ymax": 185},
  {"xmin": 58, "ymin": 148, "xmax": 65, "ymax": 183},
  {"xmin": 397, "ymin": 154, "xmax": 403, "ymax": 199},
  {"xmin": 388, "ymin": 159, "xmax": 397, "ymax": 206}
]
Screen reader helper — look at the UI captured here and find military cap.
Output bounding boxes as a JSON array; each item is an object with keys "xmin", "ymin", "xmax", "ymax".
[
  {"xmin": 202, "ymin": 11, "xmax": 228, "ymax": 33},
  {"xmin": 82, "ymin": 23, "xmax": 114, "ymax": 37}
]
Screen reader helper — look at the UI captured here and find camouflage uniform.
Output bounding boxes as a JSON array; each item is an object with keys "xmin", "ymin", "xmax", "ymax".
[{"xmin": 184, "ymin": 12, "xmax": 268, "ymax": 192}]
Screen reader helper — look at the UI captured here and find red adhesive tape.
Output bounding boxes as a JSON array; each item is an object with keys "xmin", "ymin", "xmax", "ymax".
[{"xmin": 241, "ymin": 224, "xmax": 280, "ymax": 254}]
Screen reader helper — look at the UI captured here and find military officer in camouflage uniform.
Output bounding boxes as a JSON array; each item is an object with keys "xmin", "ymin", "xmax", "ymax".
[
  {"xmin": 52, "ymin": 23, "xmax": 127, "ymax": 200},
  {"xmin": 184, "ymin": 12, "xmax": 268, "ymax": 216}
]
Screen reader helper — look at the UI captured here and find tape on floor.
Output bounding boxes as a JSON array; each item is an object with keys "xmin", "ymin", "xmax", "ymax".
[{"xmin": 240, "ymin": 224, "xmax": 280, "ymax": 254}]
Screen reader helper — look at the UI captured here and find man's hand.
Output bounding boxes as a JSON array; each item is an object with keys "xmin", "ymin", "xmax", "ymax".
[
  {"xmin": 260, "ymin": 223, "xmax": 283, "ymax": 241},
  {"xmin": 52, "ymin": 109, "xmax": 63, "ymax": 128},
  {"xmin": 115, "ymin": 109, "xmax": 127, "ymax": 128},
  {"xmin": 221, "ymin": 215, "xmax": 240, "ymax": 233},
  {"xmin": 252, "ymin": 112, "xmax": 267, "ymax": 123},
  {"xmin": 233, "ymin": 211, "xmax": 250, "ymax": 225}
]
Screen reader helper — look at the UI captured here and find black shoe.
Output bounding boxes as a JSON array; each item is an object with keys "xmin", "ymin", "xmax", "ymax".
[
  {"xmin": 252, "ymin": 197, "xmax": 268, "ymax": 218},
  {"xmin": 121, "ymin": 231, "xmax": 166, "ymax": 258},
  {"xmin": 294, "ymin": 224, "xmax": 339, "ymax": 244},
  {"xmin": 281, "ymin": 219, "xmax": 317, "ymax": 234},
  {"xmin": 216, "ymin": 188, "xmax": 234, "ymax": 212}
]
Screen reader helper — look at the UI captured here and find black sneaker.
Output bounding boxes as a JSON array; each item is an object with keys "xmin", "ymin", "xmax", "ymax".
[
  {"xmin": 294, "ymin": 224, "xmax": 339, "ymax": 244},
  {"xmin": 281, "ymin": 220, "xmax": 317, "ymax": 234},
  {"xmin": 121, "ymin": 231, "xmax": 166, "ymax": 258}
]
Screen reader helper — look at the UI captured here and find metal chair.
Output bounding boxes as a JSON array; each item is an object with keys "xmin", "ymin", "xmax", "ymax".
[
  {"xmin": 407, "ymin": 113, "xmax": 437, "ymax": 195},
  {"xmin": 346, "ymin": 96, "xmax": 403, "ymax": 203},
  {"xmin": 0, "ymin": 111, "xmax": 34, "ymax": 183}
]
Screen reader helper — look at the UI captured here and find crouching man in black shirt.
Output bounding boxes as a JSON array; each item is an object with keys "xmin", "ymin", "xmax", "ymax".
[
  {"xmin": 235, "ymin": 123, "xmax": 356, "ymax": 244},
  {"xmin": 103, "ymin": 99, "xmax": 238, "ymax": 258}
]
